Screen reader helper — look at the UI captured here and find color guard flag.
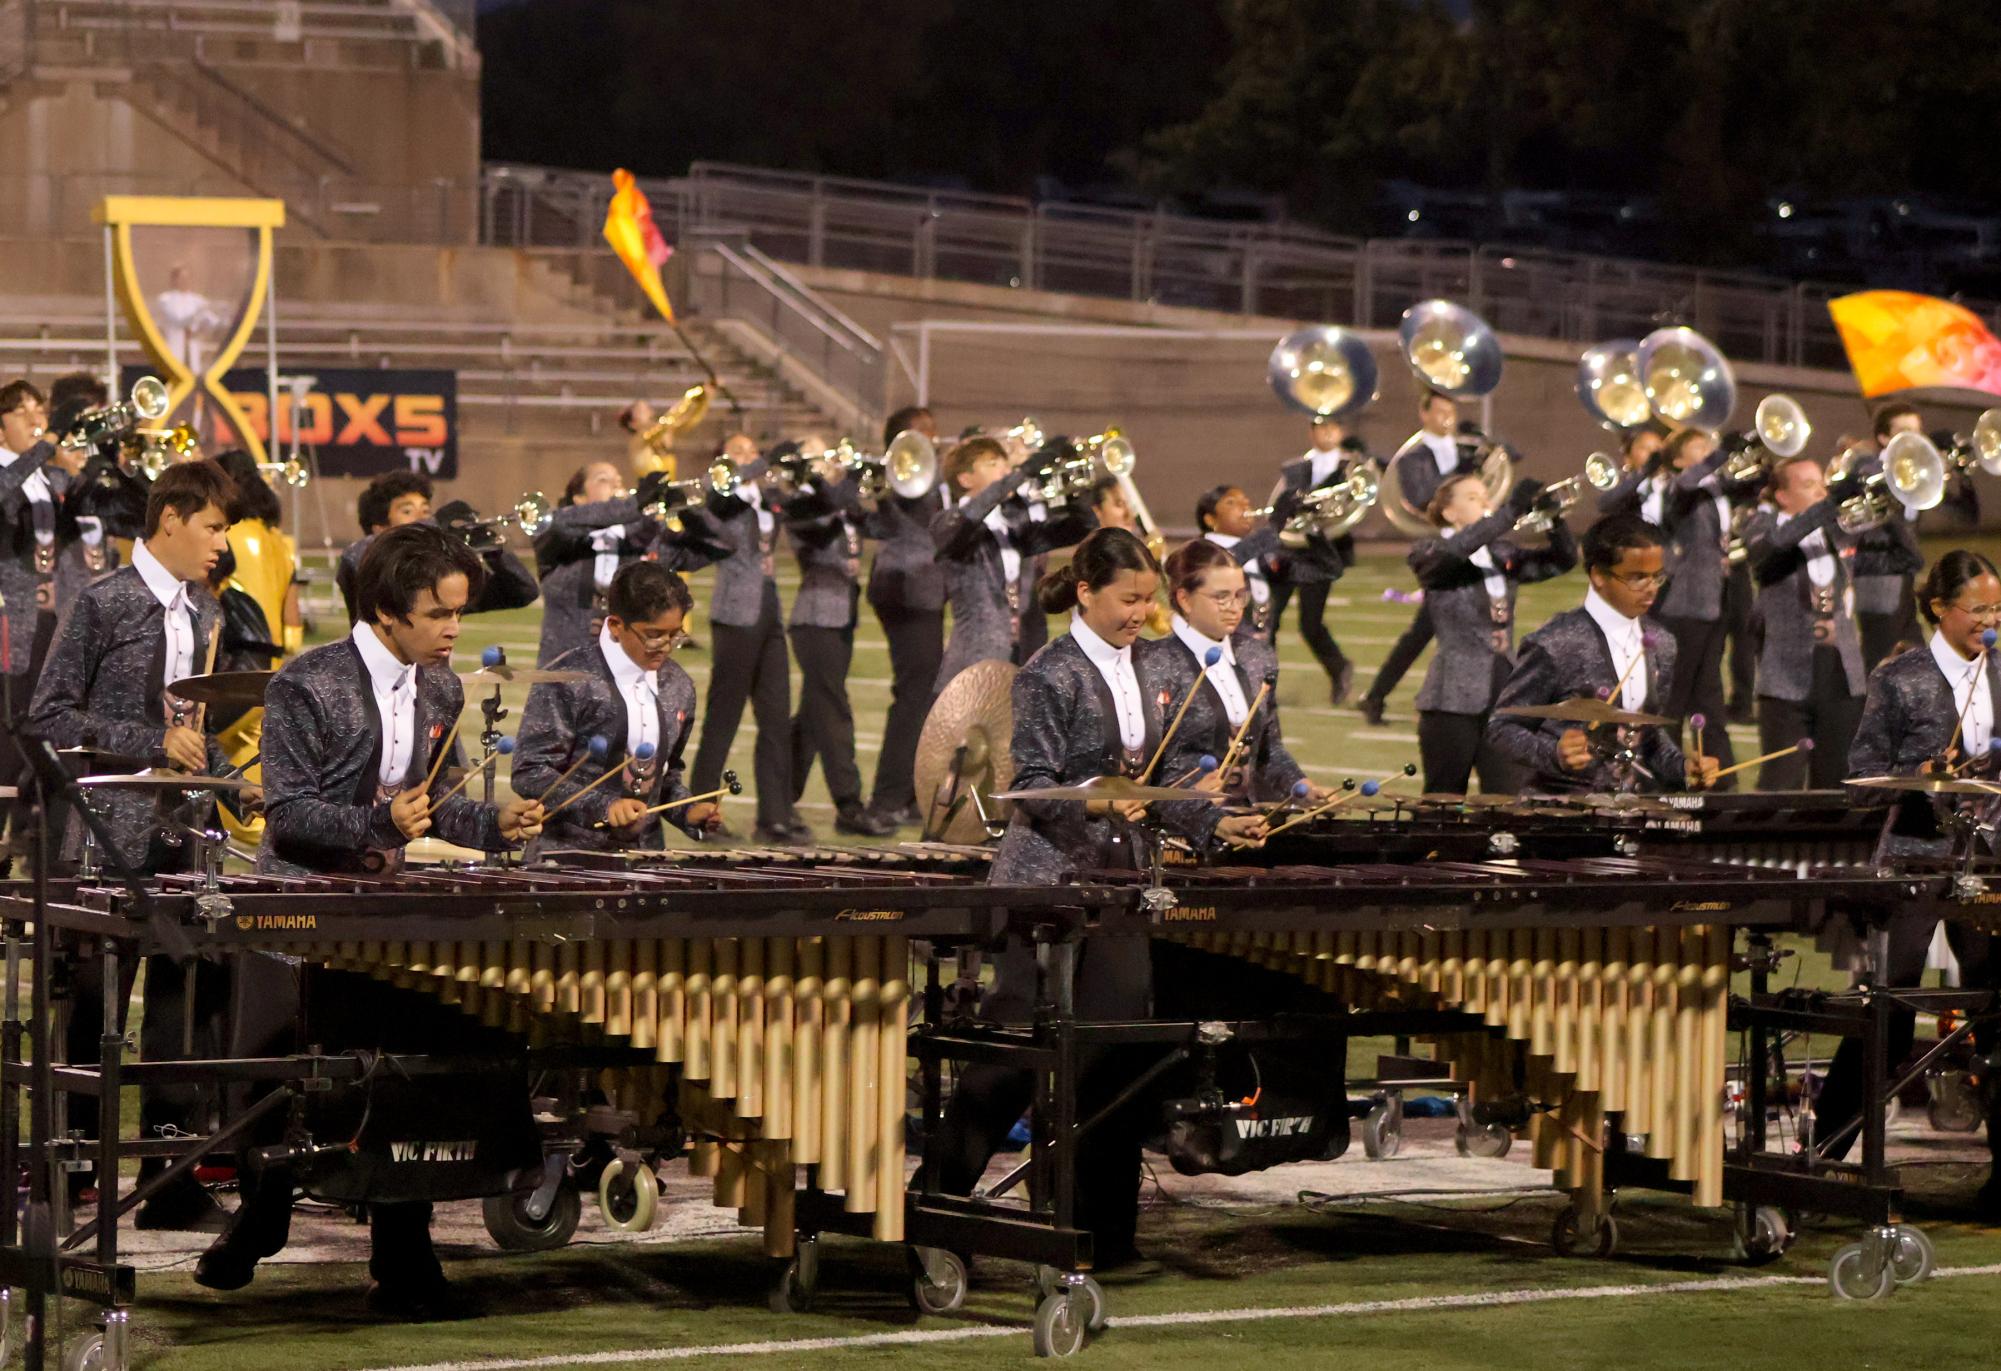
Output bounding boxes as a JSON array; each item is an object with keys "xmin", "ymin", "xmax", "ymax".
[
  {"xmin": 1828, "ymin": 290, "xmax": 2001, "ymax": 398},
  {"xmin": 602, "ymin": 168, "xmax": 675, "ymax": 323}
]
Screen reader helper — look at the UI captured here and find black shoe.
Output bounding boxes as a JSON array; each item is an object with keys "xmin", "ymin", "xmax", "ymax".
[
  {"xmin": 1728, "ymin": 699, "xmax": 1756, "ymax": 725},
  {"xmin": 1092, "ymin": 1250, "xmax": 1164, "ymax": 1282},
  {"xmin": 705, "ymin": 821, "xmax": 738, "ymax": 842},
  {"xmin": 782, "ymin": 816, "xmax": 816, "ymax": 844},
  {"xmin": 135, "ymin": 1184, "xmax": 228, "ymax": 1232},
  {"xmin": 752, "ymin": 823, "xmax": 799, "ymax": 845},
  {"xmin": 1331, "ymin": 661, "xmax": 1355, "ymax": 708},
  {"xmin": 835, "ymin": 802, "xmax": 896, "ymax": 837},
  {"xmin": 194, "ymin": 1244, "xmax": 260, "ymax": 1292},
  {"xmin": 888, "ymin": 802, "xmax": 922, "ymax": 827},
  {"xmin": 1358, "ymin": 696, "xmax": 1386, "ymax": 726},
  {"xmin": 363, "ymin": 1278, "xmax": 482, "ymax": 1322}
]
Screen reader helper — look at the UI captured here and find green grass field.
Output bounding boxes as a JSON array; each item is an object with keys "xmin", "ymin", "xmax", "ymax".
[{"xmin": 72, "ymin": 537, "xmax": 2001, "ymax": 1369}]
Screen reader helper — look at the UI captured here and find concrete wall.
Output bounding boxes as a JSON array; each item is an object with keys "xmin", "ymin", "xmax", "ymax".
[{"xmin": 787, "ymin": 264, "xmax": 1996, "ymax": 536}]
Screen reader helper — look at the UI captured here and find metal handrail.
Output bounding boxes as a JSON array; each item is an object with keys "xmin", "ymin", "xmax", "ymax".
[{"xmin": 736, "ymin": 241, "xmax": 881, "ymax": 352}]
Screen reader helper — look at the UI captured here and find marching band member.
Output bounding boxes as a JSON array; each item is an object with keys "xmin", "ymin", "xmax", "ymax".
[
  {"xmin": 781, "ymin": 439, "xmax": 897, "ymax": 837},
  {"xmin": 929, "ymin": 436, "xmax": 1094, "ymax": 690},
  {"xmin": 1742, "ymin": 454, "xmax": 1922, "ymax": 789},
  {"xmin": 688, "ymin": 432, "xmax": 809, "ymax": 844},
  {"xmin": 210, "ymin": 523, "xmax": 544, "ymax": 1313},
  {"xmin": 28, "ymin": 459, "xmax": 243, "ymax": 1229},
  {"xmin": 1195, "ymin": 484, "xmax": 1279, "ymax": 640},
  {"xmin": 213, "ymin": 449, "xmax": 301, "ymax": 659},
  {"xmin": 1410, "ymin": 474, "xmax": 1578, "ymax": 795},
  {"xmin": 1489, "ymin": 514, "xmax": 1719, "ymax": 794},
  {"xmin": 0, "ymin": 380, "xmax": 67, "ymax": 836},
  {"xmin": 1855, "ymin": 403, "xmax": 1926, "ymax": 670},
  {"xmin": 335, "ymin": 471, "xmax": 540, "ymax": 624},
  {"xmin": 512, "ymin": 560, "xmax": 718, "ymax": 854},
  {"xmin": 928, "ymin": 528, "xmax": 1258, "ymax": 1273},
  {"xmin": 532, "ymin": 459, "xmax": 725, "ymax": 668},
  {"xmin": 862, "ymin": 405, "xmax": 946, "ymax": 828},
  {"xmin": 47, "ymin": 372, "xmax": 129, "ymax": 593},
  {"xmin": 1139, "ymin": 538, "xmax": 1321, "ymax": 804},
  {"xmin": 618, "ymin": 396, "xmax": 676, "ymax": 478},
  {"xmin": 1594, "ymin": 423, "xmax": 1667, "ymax": 520},
  {"xmin": 1268, "ymin": 414, "xmax": 1358, "ymax": 706},
  {"xmin": 1362, "ymin": 393, "xmax": 1472, "ymax": 722},
  {"xmin": 1817, "ymin": 550, "xmax": 2001, "ymax": 1203}
]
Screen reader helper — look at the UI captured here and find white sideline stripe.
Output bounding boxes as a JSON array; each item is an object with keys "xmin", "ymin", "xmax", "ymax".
[{"xmin": 352, "ymin": 1262, "xmax": 2001, "ymax": 1371}]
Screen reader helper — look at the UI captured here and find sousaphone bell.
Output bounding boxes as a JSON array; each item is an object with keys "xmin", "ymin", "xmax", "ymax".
[{"xmin": 1379, "ymin": 300, "xmax": 1510, "ymax": 537}]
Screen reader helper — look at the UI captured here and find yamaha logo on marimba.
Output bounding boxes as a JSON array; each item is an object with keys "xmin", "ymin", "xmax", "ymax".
[
  {"xmin": 59, "ymin": 1266, "xmax": 111, "ymax": 1298},
  {"xmin": 1159, "ymin": 906, "xmax": 1218, "ymax": 922},
  {"xmin": 1670, "ymin": 901, "xmax": 1731, "ymax": 913},
  {"xmin": 235, "ymin": 914, "xmax": 318, "ymax": 932}
]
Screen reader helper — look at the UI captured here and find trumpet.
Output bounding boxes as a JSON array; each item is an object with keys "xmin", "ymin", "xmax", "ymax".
[
  {"xmin": 1717, "ymin": 394, "xmax": 1811, "ymax": 484},
  {"xmin": 756, "ymin": 433, "xmax": 942, "ymax": 501},
  {"xmin": 1832, "ymin": 433, "xmax": 1946, "ymax": 534},
  {"xmin": 1512, "ymin": 452, "xmax": 1622, "ymax": 535},
  {"xmin": 1274, "ymin": 465, "xmax": 1380, "ymax": 547},
  {"xmin": 64, "ymin": 375, "xmax": 169, "ymax": 453},
  {"xmin": 1931, "ymin": 409, "xmax": 2001, "ymax": 479},
  {"xmin": 1032, "ymin": 428, "xmax": 1136, "ymax": 507},
  {"xmin": 257, "ymin": 454, "xmax": 311, "ymax": 489},
  {"xmin": 118, "ymin": 422, "xmax": 199, "ymax": 481},
  {"xmin": 444, "ymin": 492, "xmax": 553, "ymax": 550}
]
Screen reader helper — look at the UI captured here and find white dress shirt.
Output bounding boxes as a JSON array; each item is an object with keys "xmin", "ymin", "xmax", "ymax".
[
  {"xmin": 1420, "ymin": 431, "xmax": 1461, "ymax": 476},
  {"xmin": 1776, "ymin": 510, "xmax": 1837, "ymax": 587},
  {"xmin": 982, "ymin": 505, "xmax": 1021, "ymax": 590},
  {"xmin": 600, "ymin": 623, "xmax": 660, "ymax": 757},
  {"xmin": 1305, "ymin": 446, "xmax": 1344, "ymax": 488},
  {"xmin": 743, "ymin": 479, "xmax": 775, "ymax": 536},
  {"xmin": 1583, "ymin": 586, "xmax": 1649, "ymax": 712},
  {"xmin": 0, "ymin": 444, "xmax": 54, "ymax": 549},
  {"xmin": 351, "ymin": 621, "xmax": 418, "ymax": 790},
  {"xmin": 1932, "ymin": 631, "xmax": 1994, "ymax": 759},
  {"xmin": 590, "ymin": 526, "xmax": 626, "ymax": 589},
  {"xmin": 1204, "ymin": 531, "xmax": 1269, "ymax": 607},
  {"xmin": 1639, "ymin": 472, "xmax": 1668, "ymax": 527},
  {"xmin": 1171, "ymin": 614, "xmax": 1248, "ymax": 725},
  {"xmin": 132, "ymin": 539, "xmax": 196, "ymax": 691},
  {"xmin": 1466, "ymin": 542, "xmax": 1508, "ymax": 601},
  {"xmin": 1069, "ymin": 611, "xmax": 1146, "ymax": 750}
]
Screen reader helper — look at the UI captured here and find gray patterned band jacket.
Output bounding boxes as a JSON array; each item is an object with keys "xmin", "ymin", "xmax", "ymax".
[
  {"xmin": 865, "ymin": 487, "xmax": 948, "ymax": 614},
  {"xmin": 1742, "ymin": 499, "xmax": 1923, "ymax": 703},
  {"xmin": 0, "ymin": 440, "xmax": 61, "ymax": 676},
  {"xmin": 783, "ymin": 475, "xmax": 863, "ymax": 630},
  {"xmin": 1134, "ymin": 633, "xmax": 1304, "ymax": 806},
  {"xmin": 1597, "ymin": 449, "xmax": 1761, "ymax": 621},
  {"xmin": 532, "ymin": 496, "xmax": 724, "ymax": 667},
  {"xmin": 511, "ymin": 641, "xmax": 698, "ymax": 858},
  {"xmin": 1409, "ymin": 512, "xmax": 1579, "ymax": 715},
  {"xmin": 1848, "ymin": 644, "xmax": 2001, "ymax": 859},
  {"xmin": 1486, "ymin": 606, "xmax": 1686, "ymax": 793},
  {"xmin": 930, "ymin": 465, "xmax": 1095, "ymax": 691},
  {"xmin": 256, "ymin": 638, "xmax": 503, "ymax": 875},
  {"xmin": 703, "ymin": 458, "xmax": 789, "ymax": 629},
  {"xmin": 26, "ymin": 563, "xmax": 229, "ymax": 866}
]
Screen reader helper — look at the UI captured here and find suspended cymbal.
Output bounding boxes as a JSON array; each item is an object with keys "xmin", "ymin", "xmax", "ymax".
[
  {"xmin": 915, "ymin": 660, "xmax": 1017, "ymax": 844},
  {"xmin": 460, "ymin": 665, "xmax": 593, "ymax": 687},
  {"xmin": 57, "ymin": 745, "xmax": 147, "ymax": 771},
  {"xmin": 168, "ymin": 670, "xmax": 275, "ymax": 708},
  {"xmin": 1848, "ymin": 774, "xmax": 2001, "ymax": 796},
  {"xmin": 1495, "ymin": 697, "xmax": 1673, "ymax": 728},
  {"xmin": 993, "ymin": 775, "xmax": 1212, "ymax": 805},
  {"xmin": 77, "ymin": 769, "xmax": 255, "ymax": 792}
]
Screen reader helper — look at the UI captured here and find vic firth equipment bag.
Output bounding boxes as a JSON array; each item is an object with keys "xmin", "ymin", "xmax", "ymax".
[{"xmin": 1162, "ymin": 1043, "xmax": 1349, "ymax": 1177}]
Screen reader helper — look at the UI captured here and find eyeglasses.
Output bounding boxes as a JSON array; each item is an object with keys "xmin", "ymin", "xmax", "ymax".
[
  {"xmin": 1948, "ymin": 601, "xmax": 2001, "ymax": 621},
  {"xmin": 1604, "ymin": 571, "xmax": 1668, "ymax": 591},
  {"xmin": 1200, "ymin": 590, "xmax": 1251, "ymax": 610},
  {"xmin": 631, "ymin": 627, "xmax": 691, "ymax": 651}
]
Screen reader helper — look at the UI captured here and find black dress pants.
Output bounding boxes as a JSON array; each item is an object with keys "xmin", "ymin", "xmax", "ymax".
[
  {"xmin": 1367, "ymin": 601, "xmax": 1434, "ymax": 705},
  {"xmin": 1723, "ymin": 564, "xmax": 1756, "ymax": 710},
  {"xmin": 1656, "ymin": 613, "xmax": 1738, "ymax": 777},
  {"xmin": 1418, "ymin": 708, "xmax": 1521, "ymax": 795},
  {"xmin": 789, "ymin": 622, "xmax": 863, "ymax": 807},
  {"xmin": 1756, "ymin": 647, "xmax": 1864, "ymax": 791},
  {"xmin": 870, "ymin": 605, "xmax": 943, "ymax": 813},
  {"xmin": 1291, "ymin": 581, "xmax": 1349, "ymax": 693},
  {"xmin": 692, "ymin": 583, "xmax": 794, "ymax": 829}
]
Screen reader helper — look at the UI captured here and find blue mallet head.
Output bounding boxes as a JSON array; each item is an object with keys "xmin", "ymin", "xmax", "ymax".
[
  {"xmin": 1198, "ymin": 754, "xmax": 1218, "ymax": 772},
  {"xmin": 1291, "ymin": 779, "xmax": 1312, "ymax": 798},
  {"xmin": 1360, "ymin": 779, "xmax": 1381, "ymax": 797},
  {"xmin": 481, "ymin": 644, "xmax": 503, "ymax": 668},
  {"xmin": 1988, "ymin": 738, "xmax": 2001, "ymax": 754},
  {"xmin": 1203, "ymin": 645, "xmax": 1223, "ymax": 667},
  {"xmin": 587, "ymin": 734, "xmax": 609, "ymax": 760},
  {"xmin": 496, "ymin": 736, "xmax": 515, "ymax": 755},
  {"xmin": 633, "ymin": 740, "xmax": 657, "ymax": 761},
  {"xmin": 1984, "ymin": 628, "xmax": 1997, "ymax": 649}
]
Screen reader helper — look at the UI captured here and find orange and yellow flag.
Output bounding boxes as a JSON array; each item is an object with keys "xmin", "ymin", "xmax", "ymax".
[
  {"xmin": 602, "ymin": 168, "xmax": 675, "ymax": 323},
  {"xmin": 1828, "ymin": 289, "xmax": 2001, "ymax": 398}
]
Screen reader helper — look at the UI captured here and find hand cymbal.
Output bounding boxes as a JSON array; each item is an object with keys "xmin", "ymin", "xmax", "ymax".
[
  {"xmin": 1848, "ymin": 774, "xmax": 2001, "ymax": 796},
  {"xmin": 167, "ymin": 670, "xmax": 275, "ymax": 708},
  {"xmin": 460, "ymin": 665, "xmax": 594, "ymax": 687},
  {"xmin": 1495, "ymin": 697, "xmax": 1673, "ymax": 728},
  {"xmin": 992, "ymin": 775, "xmax": 1210, "ymax": 804},
  {"xmin": 77, "ymin": 770, "xmax": 256, "ymax": 792}
]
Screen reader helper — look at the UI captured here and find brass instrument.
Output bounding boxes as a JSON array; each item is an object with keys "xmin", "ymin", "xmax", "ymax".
[
  {"xmin": 753, "ymin": 435, "xmax": 942, "ymax": 502},
  {"xmin": 257, "ymin": 454, "xmax": 311, "ymax": 490},
  {"xmin": 1268, "ymin": 325, "xmax": 1379, "ymax": 419},
  {"xmin": 1634, "ymin": 326, "xmax": 1736, "ymax": 432},
  {"xmin": 1032, "ymin": 429, "xmax": 1136, "ymax": 508},
  {"xmin": 1380, "ymin": 301, "xmax": 1510, "ymax": 537},
  {"xmin": 1724, "ymin": 501, "xmax": 1758, "ymax": 566},
  {"xmin": 119, "ymin": 422, "xmax": 200, "ymax": 482},
  {"xmin": 1717, "ymin": 394, "xmax": 1811, "ymax": 485},
  {"xmin": 1513, "ymin": 452, "xmax": 1622, "ymax": 536},
  {"xmin": 1834, "ymin": 432, "xmax": 1947, "ymax": 534},
  {"xmin": 65, "ymin": 375, "xmax": 169, "ymax": 454},
  {"xmin": 446, "ymin": 492, "xmax": 554, "ymax": 550},
  {"xmin": 1576, "ymin": 340, "xmax": 1649, "ymax": 429},
  {"xmin": 632, "ymin": 385, "xmax": 710, "ymax": 474},
  {"xmin": 1932, "ymin": 409, "xmax": 2001, "ymax": 479},
  {"xmin": 1276, "ymin": 466, "xmax": 1381, "ymax": 547}
]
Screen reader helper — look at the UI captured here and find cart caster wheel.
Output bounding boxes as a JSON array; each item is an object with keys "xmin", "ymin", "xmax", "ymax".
[
  {"xmin": 1928, "ymin": 1073, "xmax": 1983, "ymax": 1133},
  {"xmin": 771, "ymin": 1239, "xmax": 819, "ymax": 1314},
  {"xmin": 1735, "ymin": 1205, "xmax": 1793, "ymax": 1266},
  {"xmin": 60, "ymin": 1333, "xmax": 101, "ymax": 1371},
  {"xmin": 0, "ymin": 1286, "xmax": 13, "ymax": 1368},
  {"xmin": 1890, "ymin": 1226, "xmax": 1936, "ymax": 1285},
  {"xmin": 597, "ymin": 1156, "xmax": 660, "ymax": 1233},
  {"xmin": 908, "ymin": 1246, "xmax": 968, "ymax": 1315},
  {"xmin": 1032, "ymin": 1289, "xmax": 1089, "ymax": 1357},
  {"xmin": 482, "ymin": 1175, "xmax": 582, "ymax": 1252},
  {"xmin": 1829, "ymin": 1242, "xmax": 1895, "ymax": 1300},
  {"xmin": 1457, "ymin": 1121, "xmax": 1512, "ymax": 1159},
  {"xmin": 1551, "ymin": 1204, "xmax": 1617, "ymax": 1258},
  {"xmin": 1362, "ymin": 1098, "xmax": 1403, "ymax": 1160},
  {"xmin": 1078, "ymin": 1276, "xmax": 1107, "ymax": 1333},
  {"xmin": 60, "ymin": 1313, "xmax": 124, "ymax": 1371}
]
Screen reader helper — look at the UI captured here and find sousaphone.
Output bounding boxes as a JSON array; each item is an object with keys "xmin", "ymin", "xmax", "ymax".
[{"xmin": 1379, "ymin": 300, "xmax": 1510, "ymax": 536}]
